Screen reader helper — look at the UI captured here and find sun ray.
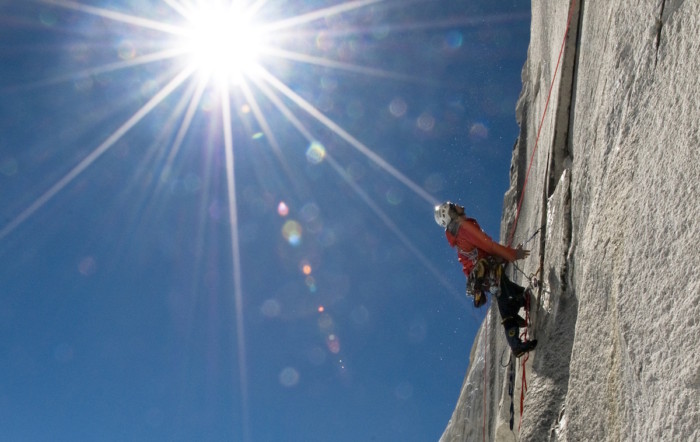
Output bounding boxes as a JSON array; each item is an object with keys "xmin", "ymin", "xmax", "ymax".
[
  {"xmin": 0, "ymin": 0, "xmax": 507, "ymax": 436},
  {"xmin": 220, "ymin": 84, "xmax": 251, "ymax": 442},
  {"xmin": 324, "ymin": 155, "xmax": 462, "ymax": 299},
  {"xmin": 0, "ymin": 67, "xmax": 194, "ymax": 240},
  {"xmin": 238, "ymin": 81, "xmax": 281, "ymax": 151},
  {"xmin": 36, "ymin": 0, "xmax": 184, "ymax": 35},
  {"xmin": 236, "ymin": 80, "xmax": 305, "ymax": 196},
  {"xmin": 256, "ymin": 67, "xmax": 439, "ymax": 206},
  {"xmin": 107, "ymin": 75, "xmax": 201, "ymax": 238},
  {"xmin": 282, "ymin": 11, "xmax": 531, "ymax": 38},
  {"xmin": 162, "ymin": 0, "xmax": 192, "ymax": 20},
  {"xmin": 249, "ymin": 75, "xmax": 315, "ymax": 141},
  {"xmin": 377, "ymin": 11, "xmax": 532, "ymax": 33},
  {"xmin": 7, "ymin": 48, "xmax": 186, "ymax": 92},
  {"xmin": 260, "ymin": 0, "xmax": 383, "ymax": 33},
  {"xmin": 243, "ymin": 77, "xmax": 471, "ymax": 313},
  {"xmin": 163, "ymin": 75, "xmax": 210, "ymax": 169},
  {"xmin": 244, "ymin": 0, "xmax": 271, "ymax": 18},
  {"xmin": 263, "ymin": 48, "xmax": 431, "ymax": 85},
  {"xmin": 248, "ymin": 77, "xmax": 467, "ymax": 312}
]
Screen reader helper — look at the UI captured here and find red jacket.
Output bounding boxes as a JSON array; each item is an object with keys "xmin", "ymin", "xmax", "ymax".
[{"xmin": 445, "ymin": 217, "xmax": 517, "ymax": 277}]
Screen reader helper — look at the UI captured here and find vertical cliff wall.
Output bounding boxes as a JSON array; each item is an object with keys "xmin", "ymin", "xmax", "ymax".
[{"xmin": 441, "ymin": 1, "xmax": 700, "ymax": 440}]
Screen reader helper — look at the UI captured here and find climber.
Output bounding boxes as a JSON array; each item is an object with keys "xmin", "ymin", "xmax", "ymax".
[{"xmin": 434, "ymin": 201, "xmax": 537, "ymax": 357}]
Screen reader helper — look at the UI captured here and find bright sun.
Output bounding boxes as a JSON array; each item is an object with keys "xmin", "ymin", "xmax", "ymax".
[{"xmin": 182, "ymin": 4, "xmax": 265, "ymax": 84}]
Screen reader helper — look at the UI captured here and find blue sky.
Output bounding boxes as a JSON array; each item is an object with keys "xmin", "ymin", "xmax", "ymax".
[{"xmin": 0, "ymin": 1, "xmax": 530, "ymax": 440}]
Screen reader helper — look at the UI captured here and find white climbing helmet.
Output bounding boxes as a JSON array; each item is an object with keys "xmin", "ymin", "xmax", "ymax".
[{"xmin": 434, "ymin": 201, "xmax": 455, "ymax": 228}]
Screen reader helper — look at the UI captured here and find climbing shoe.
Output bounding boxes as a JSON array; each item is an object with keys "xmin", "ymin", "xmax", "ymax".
[{"xmin": 514, "ymin": 339, "xmax": 537, "ymax": 358}]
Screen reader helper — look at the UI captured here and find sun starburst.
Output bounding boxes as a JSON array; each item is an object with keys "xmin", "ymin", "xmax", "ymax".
[
  {"xmin": 179, "ymin": 2, "xmax": 266, "ymax": 84},
  {"xmin": 1, "ymin": 2, "xmax": 477, "ymax": 440}
]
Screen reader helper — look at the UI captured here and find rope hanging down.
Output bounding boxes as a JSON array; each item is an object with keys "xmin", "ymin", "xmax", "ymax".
[
  {"xmin": 476, "ymin": 1, "xmax": 578, "ymax": 440},
  {"xmin": 507, "ymin": 0, "xmax": 579, "ymax": 248},
  {"xmin": 515, "ymin": 0, "xmax": 579, "ymax": 433},
  {"xmin": 481, "ymin": 0, "xmax": 578, "ymax": 438},
  {"xmin": 481, "ymin": 313, "xmax": 489, "ymax": 442}
]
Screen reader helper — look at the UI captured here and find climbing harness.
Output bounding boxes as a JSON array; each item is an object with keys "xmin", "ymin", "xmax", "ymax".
[{"xmin": 467, "ymin": 257, "xmax": 504, "ymax": 304}]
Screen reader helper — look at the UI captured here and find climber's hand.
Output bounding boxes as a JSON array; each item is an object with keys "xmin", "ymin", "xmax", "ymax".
[{"xmin": 515, "ymin": 244, "xmax": 530, "ymax": 260}]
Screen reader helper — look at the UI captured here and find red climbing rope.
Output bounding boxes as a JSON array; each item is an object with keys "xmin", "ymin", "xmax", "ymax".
[
  {"xmin": 482, "ymin": 313, "xmax": 489, "ymax": 442},
  {"xmin": 507, "ymin": 0, "xmax": 579, "ymax": 248},
  {"xmin": 502, "ymin": 0, "xmax": 578, "ymax": 435}
]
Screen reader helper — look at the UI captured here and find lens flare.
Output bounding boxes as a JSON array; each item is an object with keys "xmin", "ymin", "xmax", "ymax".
[
  {"xmin": 306, "ymin": 141, "xmax": 326, "ymax": 165},
  {"xmin": 318, "ymin": 313, "xmax": 334, "ymax": 332},
  {"xmin": 469, "ymin": 122, "xmax": 489, "ymax": 140},
  {"xmin": 261, "ymin": 299, "xmax": 281, "ymax": 318},
  {"xmin": 326, "ymin": 334, "xmax": 341, "ymax": 354},
  {"xmin": 278, "ymin": 367, "xmax": 300, "ymax": 387},
  {"xmin": 416, "ymin": 112, "xmax": 435, "ymax": 131},
  {"xmin": 282, "ymin": 220, "xmax": 302, "ymax": 246},
  {"xmin": 78, "ymin": 256, "xmax": 97, "ymax": 276},
  {"xmin": 444, "ymin": 30, "xmax": 464, "ymax": 49},
  {"xmin": 0, "ymin": 2, "xmax": 490, "ymax": 442},
  {"xmin": 389, "ymin": 97, "xmax": 407, "ymax": 117},
  {"xmin": 305, "ymin": 276, "xmax": 317, "ymax": 292},
  {"xmin": 277, "ymin": 201, "xmax": 289, "ymax": 217}
]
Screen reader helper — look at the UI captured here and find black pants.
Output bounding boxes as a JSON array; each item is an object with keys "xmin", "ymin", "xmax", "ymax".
[{"xmin": 495, "ymin": 273, "xmax": 528, "ymax": 352}]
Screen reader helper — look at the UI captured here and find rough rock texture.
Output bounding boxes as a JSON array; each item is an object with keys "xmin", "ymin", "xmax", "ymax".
[{"xmin": 441, "ymin": 1, "xmax": 700, "ymax": 441}]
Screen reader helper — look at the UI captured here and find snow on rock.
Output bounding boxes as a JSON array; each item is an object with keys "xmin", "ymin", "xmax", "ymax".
[{"xmin": 442, "ymin": 1, "xmax": 700, "ymax": 441}]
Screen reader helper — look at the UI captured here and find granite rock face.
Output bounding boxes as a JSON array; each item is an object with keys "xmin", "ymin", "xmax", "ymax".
[{"xmin": 441, "ymin": 1, "xmax": 700, "ymax": 441}]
